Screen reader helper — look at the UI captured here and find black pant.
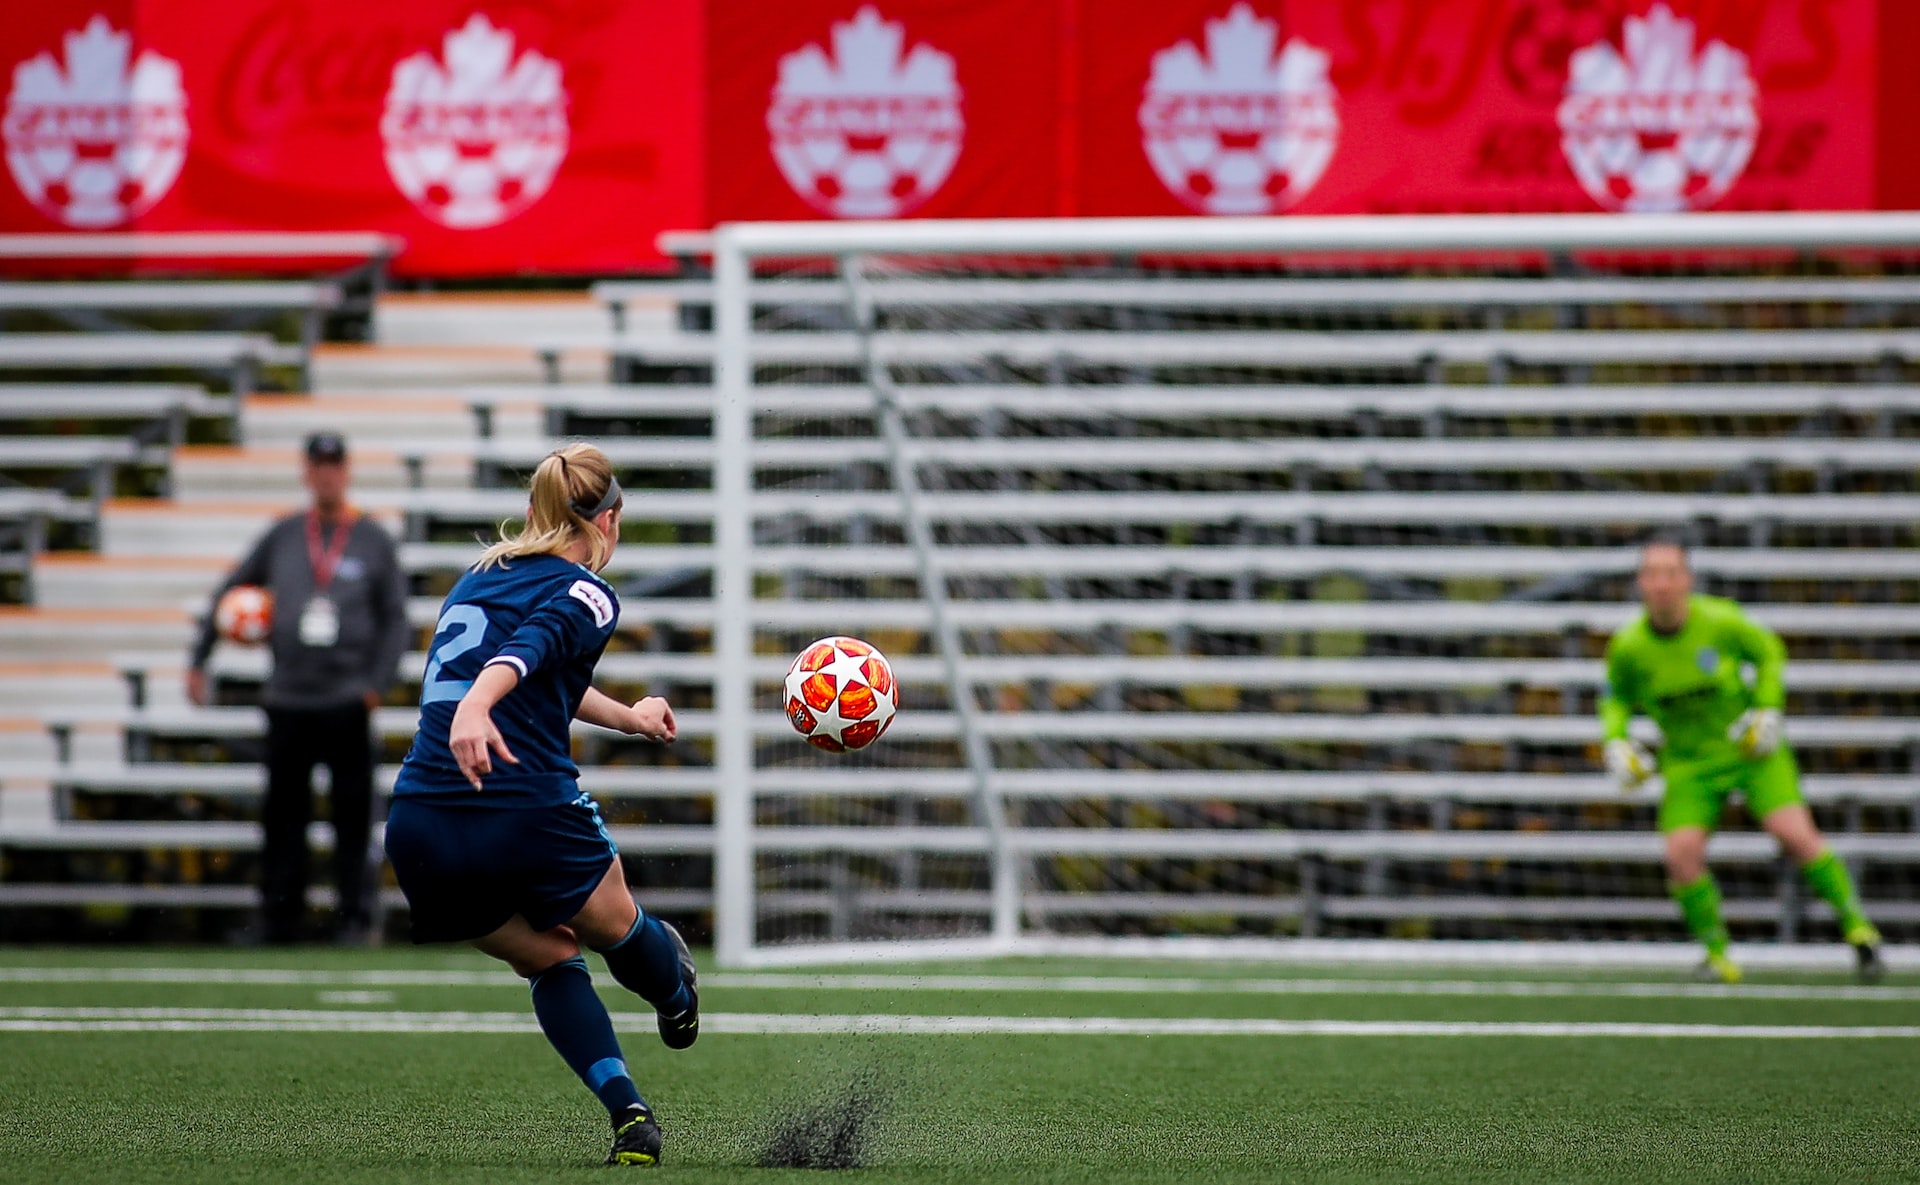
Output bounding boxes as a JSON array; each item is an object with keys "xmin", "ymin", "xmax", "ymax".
[{"xmin": 263, "ymin": 703, "xmax": 375, "ymax": 940}]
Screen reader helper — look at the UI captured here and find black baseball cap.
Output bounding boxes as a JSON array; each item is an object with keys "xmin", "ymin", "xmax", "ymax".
[{"xmin": 305, "ymin": 432, "xmax": 348, "ymax": 463}]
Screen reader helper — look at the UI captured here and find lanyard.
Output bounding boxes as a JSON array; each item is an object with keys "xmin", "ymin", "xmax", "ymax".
[{"xmin": 305, "ymin": 510, "xmax": 357, "ymax": 592}]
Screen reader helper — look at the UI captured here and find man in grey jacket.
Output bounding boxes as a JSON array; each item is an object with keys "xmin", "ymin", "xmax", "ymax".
[{"xmin": 188, "ymin": 432, "xmax": 410, "ymax": 943}]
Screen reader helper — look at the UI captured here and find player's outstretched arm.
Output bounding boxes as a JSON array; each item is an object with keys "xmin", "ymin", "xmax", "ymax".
[
  {"xmin": 449, "ymin": 663, "xmax": 522, "ymax": 790},
  {"xmin": 577, "ymin": 687, "xmax": 676, "ymax": 743}
]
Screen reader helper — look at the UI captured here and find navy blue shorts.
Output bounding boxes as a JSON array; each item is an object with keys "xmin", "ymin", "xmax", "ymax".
[{"xmin": 384, "ymin": 793, "xmax": 617, "ymax": 944}]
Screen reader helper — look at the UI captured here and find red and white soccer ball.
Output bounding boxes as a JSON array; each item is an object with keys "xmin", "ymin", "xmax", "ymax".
[
  {"xmin": 215, "ymin": 585, "xmax": 273, "ymax": 646},
  {"xmin": 783, "ymin": 636, "xmax": 898, "ymax": 752}
]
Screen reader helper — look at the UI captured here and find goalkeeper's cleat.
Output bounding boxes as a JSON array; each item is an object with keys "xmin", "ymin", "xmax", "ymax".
[
  {"xmin": 656, "ymin": 920, "xmax": 699, "ymax": 1051},
  {"xmin": 1847, "ymin": 924, "xmax": 1887, "ymax": 983},
  {"xmin": 1695, "ymin": 953, "xmax": 1743, "ymax": 985},
  {"xmin": 607, "ymin": 1104, "xmax": 662, "ymax": 1166}
]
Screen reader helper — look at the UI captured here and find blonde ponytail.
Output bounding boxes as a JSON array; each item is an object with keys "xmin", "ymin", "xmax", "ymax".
[{"xmin": 476, "ymin": 443, "xmax": 623, "ymax": 572}]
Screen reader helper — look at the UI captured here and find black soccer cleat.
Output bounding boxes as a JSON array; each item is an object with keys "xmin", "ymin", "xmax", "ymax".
[
  {"xmin": 656, "ymin": 920, "xmax": 699, "ymax": 1051},
  {"xmin": 607, "ymin": 1104, "xmax": 662, "ymax": 1166},
  {"xmin": 1855, "ymin": 940, "xmax": 1888, "ymax": 984},
  {"xmin": 1846, "ymin": 923, "xmax": 1887, "ymax": 984}
]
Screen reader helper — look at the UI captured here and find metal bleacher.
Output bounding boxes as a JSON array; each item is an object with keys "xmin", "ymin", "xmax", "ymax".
[
  {"xmin": 6, "ymin": 214, "xmax": 1920, "ymax": 957},
  {"xmin": 0, "ymin": 235, "xmax": 389, "ymax": 580},
  {"xmin": 0, "ymin": 234, "xmax": 400, "ymax": 934}
]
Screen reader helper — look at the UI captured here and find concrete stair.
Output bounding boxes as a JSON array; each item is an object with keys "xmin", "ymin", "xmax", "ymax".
[
  {"xmin": 12, "ymin": 288, "xmax": 625, "ymax": 750},
  {"xmin": 0, "ymin": 607, "xmax": 194, "ymax": 661},
  {"xmin": 170, "ymin": 445, "xmax": 472, "ymax": 501},
  {"xmin": 34, "ymin": 552, "xmax": 228, "ymax": 608},
  {"xmin": 95, "ymin": 498, "xmax": 409, "ymax": 560},
  {"xmin": 0, "ymin": 662, "xmax": 127, "ymax": 714},
  {"xmin": 239, "ymin": 393, "xmax": 475, "ymax": 449},
  {"xmin": 313, "ymin": 343, "xmax": 605, "ymax": 388},
  {"xmin": 372, "ymin": 291, "xmax": 614, "ymax": 346}
]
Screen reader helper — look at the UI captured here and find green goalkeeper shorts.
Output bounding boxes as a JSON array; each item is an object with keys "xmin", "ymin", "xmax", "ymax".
[{"xmin": 1658, "ymin": 747, "xmax": 1803, "ymax": 833}]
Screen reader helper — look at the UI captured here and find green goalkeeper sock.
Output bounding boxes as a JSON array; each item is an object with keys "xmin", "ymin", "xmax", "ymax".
[
  {"xmin": 1800, "ymin": 849, "xmax": 1871, "ymax": 935},
  {"xmin": 1670, "ymin": 874, "xmax": 1731, "ymax": 958}
]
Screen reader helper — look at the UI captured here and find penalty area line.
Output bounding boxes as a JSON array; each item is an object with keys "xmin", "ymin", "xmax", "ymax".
[{"xmin": 0, "ymin": 1008, "xmax": 1918, "ymax": 1039}]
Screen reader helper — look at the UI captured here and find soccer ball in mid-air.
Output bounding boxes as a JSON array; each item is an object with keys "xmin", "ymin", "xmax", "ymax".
[
  {"xmin": 215, "ymin": 585, "xmax": 273, "ymax": 645},
  {"xmin": 783, "ymin": 636, "xmax": 898, "ymax": 752}
]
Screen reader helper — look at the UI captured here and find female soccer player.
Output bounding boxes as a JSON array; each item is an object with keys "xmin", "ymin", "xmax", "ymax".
[
  {"xmin": 385, "ymin": 444, "xmax": 698, "ymax": 1166},
  {"xmin": 1600, "ymin": 534, "xmax": 1884, "ymax": 983}
]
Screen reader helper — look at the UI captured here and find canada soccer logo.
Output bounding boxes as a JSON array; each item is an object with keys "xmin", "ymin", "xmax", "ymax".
[
  {"xmin": 3, "ymin": 16, "xmax": 188, "ymax": 229},
  {"xmin": 1557, "ymin": 4, "xmax": 1758, "ymax": 214},
  {"xmin": 1139, "ymin": 4, "xmax": 1337, "ymax": 216},
  {"xmin": 381, "ymin": 14, "xmax": 568, "ymax": 230},
  {"xmin": 767, "ymin": 7, "xmax": 963, "ymax": 220}
]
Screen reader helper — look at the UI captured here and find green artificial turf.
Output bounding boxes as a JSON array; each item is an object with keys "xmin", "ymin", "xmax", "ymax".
[{"xmin": 2, "ymin": 948, "xmax": 1917, "ymax": 1185}]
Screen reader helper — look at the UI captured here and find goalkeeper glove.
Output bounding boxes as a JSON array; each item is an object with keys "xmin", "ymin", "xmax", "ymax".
[
  {"xmin": 1728, "ymin": 708, "xmax": 1783, "ymax": 759},
  {"xmin": 1604, "ymin": 738, "xmax": 1656, "ymax": 791}
]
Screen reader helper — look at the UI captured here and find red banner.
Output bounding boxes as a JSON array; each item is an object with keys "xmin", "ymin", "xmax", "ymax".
[
  {"xmin": 1074, "ymin": 0, "xmax": 1876, "ymax": 217},
  {"xmin": 0, "ymin": 1, "xmax": 703, "ymax": 275},
  {"xmin": 0, "ymin": 1, "xmax": 1901, "ymax": 276},
  {"xmin": 707, "ymin": 0, "xmax": 1066, "ymax": 224}
]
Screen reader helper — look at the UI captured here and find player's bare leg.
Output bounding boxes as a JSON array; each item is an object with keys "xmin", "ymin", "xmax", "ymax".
[
  {"xmin": 1664, "ymin": 827, "xmax": 1739, "ymax": 983},
  {"xmin": 474, "ymin": 914, "xmax": 580, "ymax": 974},
  {"xmin": 566, "ymin": 857, "xmax": 641, "ymax": 947},
  {"xmin": 1762, "ymin": 805, "xmax": 1884, "ymax": 980},
  {"xmin": 1664, "ymin": 827, "xmax": 1708, "ymax": 883}
]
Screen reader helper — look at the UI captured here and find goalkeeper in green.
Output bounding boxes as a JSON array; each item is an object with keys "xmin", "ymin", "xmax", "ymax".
[{"xmin": 1600, "ymin": 536, "xmax": 1884, "ymax": 983}]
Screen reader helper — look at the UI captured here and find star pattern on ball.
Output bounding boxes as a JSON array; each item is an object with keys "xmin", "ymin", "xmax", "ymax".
[{"xmin": 782, "ymin": 636, "xmax": 898, "ymax": 753}]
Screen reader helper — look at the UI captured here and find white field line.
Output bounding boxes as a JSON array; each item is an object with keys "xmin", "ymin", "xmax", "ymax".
[
  {"xmin": 735, "ymin": 936, "xmax": 1920, "ymax": 971},
  {"xmin": 0, "ymin": 1007, "xmax": 1917, "ymax": 1039},
  {"xmin": 0, "ymin": 968, "xmax": 513, "ymax": 987},
  {"xmin": 707, "ymin": 973, "xmax": 1920, "ymax": 1003},
  {"xmin": 1, "ymin": 966, "xmax": 1917, "ymax": 1003}
]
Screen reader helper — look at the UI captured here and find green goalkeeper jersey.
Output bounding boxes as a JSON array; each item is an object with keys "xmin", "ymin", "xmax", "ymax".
[{"xmin": 1599, "ymin": 594, "xmax": 1787, "ymax": 765}]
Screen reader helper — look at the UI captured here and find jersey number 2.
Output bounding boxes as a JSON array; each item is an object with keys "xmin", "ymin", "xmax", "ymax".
[{"xmin": 422, "ymin": 605, "xmax": 489, "ymax": 705}]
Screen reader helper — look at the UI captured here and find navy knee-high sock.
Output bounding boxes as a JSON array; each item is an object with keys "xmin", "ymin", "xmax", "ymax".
[
  {"xmin": 527, "ymin": 956, "xmax": 645, "ymax": 1119},
  {"xmin": 593, "ymin": 912, "xmax": 693, "ymax": 1017}
]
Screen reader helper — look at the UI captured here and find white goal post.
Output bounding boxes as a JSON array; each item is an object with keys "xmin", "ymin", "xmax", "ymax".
[{"xmin": 703, "ymin": 211, "xmax": 1920, "ymax": 969}]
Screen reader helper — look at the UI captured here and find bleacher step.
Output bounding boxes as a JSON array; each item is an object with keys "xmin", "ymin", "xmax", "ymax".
[
  {"xmin": 373, "ymin": 292, "xmax": 621, "ymax": 347},
  {"xmin": 312, "ymin": 344, "xmax": 602, "ymax": 388},
  {"xmin": 0, "ymin": 609, "xmax": 192, "ymax": 661},
  {"xmin": 0, "ymin": 663, "xmax": 127, "ymax": 714},
  {"xmin": 0, "ymin": 781, "xmax": 54, "ymax": 827},
  {"xmin": 238, "ymin": 394, "xmax": 476, "ymax": 450},
  {"xmin": 33, "ymin": 553, "xmax": 229, "ymax": 608},
  {"xmin": 96, "ymin": 499, "xmax": 407, "ymax": 559},
  {"xmin": 169, "ymin": 446, "xmax": 470, "ymax": 501}
]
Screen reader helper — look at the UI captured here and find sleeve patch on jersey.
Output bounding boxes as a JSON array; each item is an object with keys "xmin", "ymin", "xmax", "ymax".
[{"xmin": 569, "ymin": 579, "xmax": 616, "ymax": 629}]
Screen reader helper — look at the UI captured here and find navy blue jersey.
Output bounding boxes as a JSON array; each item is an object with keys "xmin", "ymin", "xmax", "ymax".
[{"xmin": 394, "ymin": 553, "xmax": 619, "ymax": 805}]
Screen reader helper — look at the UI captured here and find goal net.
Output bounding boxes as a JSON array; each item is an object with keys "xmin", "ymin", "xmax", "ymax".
[{"xmin": 701, "ymin": 214, "xmax": 1920, "ymax": 968}]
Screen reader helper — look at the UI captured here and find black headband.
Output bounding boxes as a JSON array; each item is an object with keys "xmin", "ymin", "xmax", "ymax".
[{"xmin": 570, "ymin": 475, "xmax": 622, "ymax": 519}]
